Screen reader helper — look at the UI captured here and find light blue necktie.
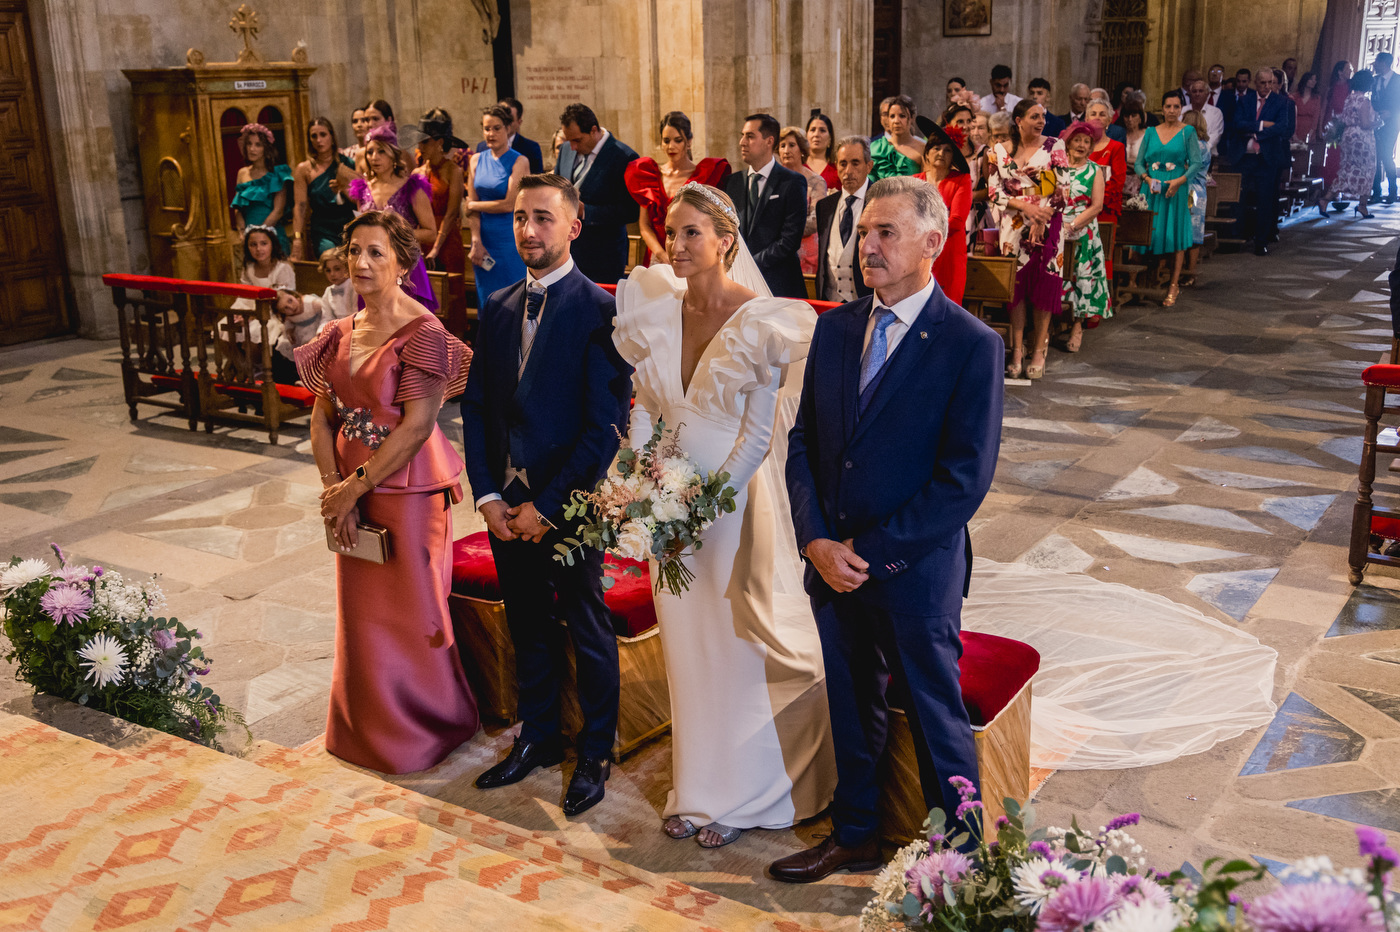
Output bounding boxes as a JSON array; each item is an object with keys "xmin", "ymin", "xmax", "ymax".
[{"xmin": 858, "ymin": 307, "xmax": 898, "ymax": 395}]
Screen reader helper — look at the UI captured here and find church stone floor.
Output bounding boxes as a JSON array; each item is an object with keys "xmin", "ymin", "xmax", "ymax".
[{"xmin": 2, "ymin": 208, "xmax": 1399, "ymax": 885}]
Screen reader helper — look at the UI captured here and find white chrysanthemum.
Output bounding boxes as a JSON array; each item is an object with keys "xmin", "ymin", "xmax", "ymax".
[
  {"xmin": 1011, "ymin": 858, "xmax": 1061, "ymax": 913},
  {"xmin": 78, "ymin": 634, "xmax": 128, "ymax": 688},
  {"xmin": 1095, "ymin": 901, "xmax": 1181, "ymax": 932},
  {"xmin": 614, "ymin": 520, "xmax": 653, "ymax": 563},
  {"xmin": 0, "ymin": 558, "xmax": 52, "ymax": 593},
  {"xmin": 658, "ymin": 458, "xmax": 698, "ymax": 494}
]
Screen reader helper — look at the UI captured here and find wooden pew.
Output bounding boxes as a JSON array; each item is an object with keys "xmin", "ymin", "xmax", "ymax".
[
  {"xmin": 964, "ymin": 254, "xmax": 1016, "ymax": 345},
  {"xmin": 1205, "ymin": 172, "xmax": 1244, "ymax": 251},
  {"xmin": 1113, "ymin": 208, "xmax": 1162, "ymax": 305}
]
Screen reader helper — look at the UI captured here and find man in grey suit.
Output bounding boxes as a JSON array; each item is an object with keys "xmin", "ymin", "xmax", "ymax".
[{"xmin": 1374, "ymin": 53, "xmax": 1400, "ymax": 203}]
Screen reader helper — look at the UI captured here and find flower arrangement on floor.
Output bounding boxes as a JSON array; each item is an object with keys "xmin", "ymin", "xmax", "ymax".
[
  {"xmin": 555, "ymin": 418, "xmax": 737, "ymax": 596},
  {"xmin": 0, "ymin": 546, "xmax": 244, "ymax": 747},
  {"xmin": 862, "ymin": 775, "xmax": 1398, "ymax": 932}
]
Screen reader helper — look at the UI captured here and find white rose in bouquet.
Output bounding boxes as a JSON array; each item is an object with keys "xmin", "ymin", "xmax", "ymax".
[
  {"xmin": 615, "ymin": 520, "xmax": 653, "ymax": 563},
  {"xmin": 649, "ymin": 490, "xmax": 689, "ymax": 523},
  {"xmin": 658, "ymin": 458, "xmax": 698, "ymax": 494}
]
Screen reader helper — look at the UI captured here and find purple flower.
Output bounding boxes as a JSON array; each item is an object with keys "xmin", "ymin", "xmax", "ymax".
[
  {"xmin": 151, "ymin": 628, "xmax": 176, "ymax": 650},
  {"xmin": 1249, "ymin": 882, "xmax": 1384, "ymax": 932},
  {"xmin": 40, "ymin": 585, "xmax": 92, "ymax": 626},
  {"xmin": 49, "ymin": 543, "xmax": 66, "ymax": 566},
  {"xmin": 907, "ymin": 849, "xmax": 974, "ymax": 916},
  {"xmin": 1029, "ymin": 840, "xmax": 1054, "ymax": 858},
  {"xmin": 1105, "ymin": 814, "xmax": 1141, "ymax": 832},
  {"xmin": 948, "ymin": 774, "xmax": 978, "ymax": 801},
  {"xmin": 1038, "ymin": 876, "xmax": 1120, "ymax": 932},
  {"xmin": 996, "ymin": 816, "xmax": 1010, "ymax": 829},
  {"xmin": 93, "ymin": 566, "xmax": 104, "ymax": 577},
  {"xmin": 955, "ymin": 799, "xmax": 983, "ymax": 821},
  {"xmin": 1356, "ymin": 826, "xmax": 1398, "ymax": 870}
]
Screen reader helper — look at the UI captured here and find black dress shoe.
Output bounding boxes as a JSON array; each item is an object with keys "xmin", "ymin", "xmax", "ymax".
[
  {"xmin": 1253, "ymin": 244, "xmax": 1269, "ymax": 256},
  {"xmin": 474, "ymin": 736, "xmax": 564, "ymax": 789},
  {"xmin": 768, "ymin": 835, "xmax": 883, "ymax": 883},
  {"xmin": 562, "ymin": 756, "xmax": 610, "ymax": 816}
]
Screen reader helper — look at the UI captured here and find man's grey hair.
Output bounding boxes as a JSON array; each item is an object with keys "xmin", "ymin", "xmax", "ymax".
[
  {"xmin": 865, "ymin": 176, "xmax": 949, "ymax": 254},
  {"xmin": 987, "ymin": 110, "xmax": 1013, "ymax": 134},
  {"xmin": 835, "ymin": 135, "xmax": 871, "ymax": 162}
]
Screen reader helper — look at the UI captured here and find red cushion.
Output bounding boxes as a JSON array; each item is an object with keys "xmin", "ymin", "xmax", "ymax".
[
  {"xmin": 957, "ymin": 631, "xmax": 1040, "ymax": 728},
  {"xmin": 103, "ymin": 272, "xmax": 277, "ymax": 302},
  {"xmin": 1373, "ymin": 515, "xmax": 1400, "ymax": 541},
  {"xmin": 1364, "ymin": 364, "xmax": 1400, "ymax": 388},
  {"xmin": 451, "ymin": 532, "xmax": 657, "ymax": 638},
  {"xmin": 219, "ymin": 381, "xmax": 316, "ymax": 407}
]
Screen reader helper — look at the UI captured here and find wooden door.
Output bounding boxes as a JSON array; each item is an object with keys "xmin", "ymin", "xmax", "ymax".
[
  {"xmin": 1098, "ymin": 0, "xmax": 1149, "ymax": 96},
  {"xmin": 0, "ymin": 1, "xmax": 72, "ymax": 345},
  {"xmin": 871, "ymin": 0, "xmax": 902, "ymax": 134}
]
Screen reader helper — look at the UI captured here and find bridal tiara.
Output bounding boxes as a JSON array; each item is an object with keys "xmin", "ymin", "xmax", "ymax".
[{"xmin": 682, "ymin": 181, "xmax": 739, "ymax": 224}]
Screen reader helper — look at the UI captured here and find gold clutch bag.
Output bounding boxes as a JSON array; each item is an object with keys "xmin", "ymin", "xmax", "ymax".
[{"xmin": 326, "ymin": 522, "xmax": 391, "ymax": 564}]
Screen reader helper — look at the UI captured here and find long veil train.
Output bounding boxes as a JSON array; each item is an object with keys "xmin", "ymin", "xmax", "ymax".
[{"xmin": 730, "ymin": 235, "xmax": 1279, "ymax": 772}]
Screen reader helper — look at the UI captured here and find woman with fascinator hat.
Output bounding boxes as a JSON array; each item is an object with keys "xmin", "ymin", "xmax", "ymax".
[
  {"xmin": 914, "ymin": 115, "xmax": 973, "ymax": 305},
  {"xmin": 612, "ymin": 182, "xmax": 836, "ymax": 849},
  {"xmin": 232, "ymin": 123, "xmax": 294, "ymax": 255},
  {"xmin": 1058, "ymin": 120, "xmax": 1112, "ymax": 352},
  {"xmin": 413, "ymin": 109, "xmax": 470, "ymax": 332},
  {"xmin": 348, "ymin": 123, "xmax": 440, "ymax": 312}
]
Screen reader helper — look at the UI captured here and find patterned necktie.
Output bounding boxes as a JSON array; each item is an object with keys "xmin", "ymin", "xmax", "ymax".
[
  {"xmin": 747, "ymin": 171, "xmax": 762, "ymax": 232},
  {"xmin": 519, "ymin": 287, "xmax": 545, "ymax": 377},
  {"xmin": 839, "ymin": 194, "xmax": 857, "ymax": 246},
  {"xmin": 571, "ymin": 152, "xmax": 586, "ymax": 184},
  {"xmin": 858, "ymin": 307, "xmax": 897, "ymax": 397}
]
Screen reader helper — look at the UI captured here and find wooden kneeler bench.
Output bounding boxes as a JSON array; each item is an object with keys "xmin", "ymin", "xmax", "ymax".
[
  {"xmin": 878, "ymin": 631, "xmax": 1040, "ymax": 845},
  {"xmin": 448, "ymin": 532, "xmax": 671, "ymax": 758}
]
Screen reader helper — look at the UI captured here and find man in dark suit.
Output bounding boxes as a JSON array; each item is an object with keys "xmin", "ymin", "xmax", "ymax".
[
  {"xmin": 1233, "ymin": 67, "xmax": 1294, "ymax": 254},
  {"xmin": 461, "ymin": 173, "xmax": 634, "ymax": 818},
  {"xmin": 1058, "ymin": 83, "xmax": 1091, "ymax": 128},
  {"xmin": 724, "ymin": 113, "xmax": 808, "ymax": 298},
  {"xmin": 771, "ymin": 176, "xmax": 1003, "ymax": 883},
  {"xmin": 815, "ymin": 136, "xmax": 875, "ymax": 303},
  {"xmin": 1372, "ymin": 53, "xmax": 1400, "ymax": 203},
  {"xmin": 475, "ymin": 97, "xmax": 545, "ymax": 174},
  {"xmin": 553, "ymin": 103, "xmax": 640, "ymax": 284}
]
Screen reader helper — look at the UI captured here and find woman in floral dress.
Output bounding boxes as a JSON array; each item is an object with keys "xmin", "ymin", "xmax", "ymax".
[
  {"xmin": 1059, "ymin": 122, "xmax": 1111, "ymax": 354},
  {"xmin": 1319, "ymin": 70, "xmax": 1376, "ymax": 219},
  {"xmin": 989, "ymin": 100, "xmax": 1071, "ymax": 380}
]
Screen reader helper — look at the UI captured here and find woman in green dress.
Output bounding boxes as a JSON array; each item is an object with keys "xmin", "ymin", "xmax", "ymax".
[
  {"xmin": 1134, "ymin": 90, "xmax": 1201, "ymax": 307},
  {"xmin": 291, "ymin": 117, "xmax": 358, "ymax": 260},
  {"xmin": 1059, "ymin": 121, "xmax": 1112, "ymax": 353},
  {"xmin": 231, "ymin": 123, "xmax": 293, "ymax": 255},
  {"xmin": 871, "ymin": 94, "xmax": 925, "ymax": 178}
]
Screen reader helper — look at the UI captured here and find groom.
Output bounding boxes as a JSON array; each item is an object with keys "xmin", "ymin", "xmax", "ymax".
[
  {"xmin": 461, "ymin": 173, "xmax": 634, "ymax": 816},
  {"xmin": 775, "ymin": 176, "xmax": 1003, "ymax": 882}
]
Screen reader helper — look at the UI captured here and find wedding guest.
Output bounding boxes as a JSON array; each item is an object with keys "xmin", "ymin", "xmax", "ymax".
[
  {"xmin": 462, "ymin": 174, "xmax": 633, "ymax": 817},
  {"xmin": 291, "ymin": 118, "xmax": 356, "ymax": 260},
  {"xmin": 626, "ymin": 110, "xmax": 731, "ymax": 266},
  {"xmin": 724, "ymin": 112, "xmax": 809, "ymax": 297},
  {"xmin": 1373, "ymin": 52, "xmax": 1400, "ymax": 203},
  {"xmin": 467, "ymin": 105, "xmax": 529, "ymax": 306},
  {"xmin": 1234, "ymin": 67, "xmax": 1293, "ymax": 253},
  {"xmin": 355, "ymin": 99, "xmax": 397, "ymax": 174},
  {"xmin": 981, "ymin": 63, "xmax": 1022, "ymax": 114},
  {"xmin": 317, "ymin": 247, "xmax": 354, "ymax": 327},
  {"xmin": 806, "ymin": 112, "xmax": 840, "ymax": 190},
  {"xmin": 1117, "ymin": 101, "xmax": 1148, "ymax": 199},
  {"xmin": 1184, "ymin": 79, "xmax": 1224, "ymax": 157},
  {"xmin": 1085, "ymin": 99, "xmax": 1126, "ymax": 277},
  {"xmin": 971, "ymin": 111, "xmax": 991, "ymax": 151},
  {"xmin": 1321, "ymin": 61, "xmax": 1354, "ymax": 194},
  {"xmin": 555, "ymin": 102, "xmax": 641, "ymax": 284},
  {"xmin": 779, "ymin": 125, "xmax": 829, "ymax": 276},
  {"xmin": 1220, "ymin": 70, "xmax": 1254, "ymax": 168},
  {"xmin": 814, "ymin": 136, "xmax": 875, "ymax": 303},
  {"xmin": 1111, "ymin": 81, "xmax": 1135, "ymax": 115},
  {"xmin": 983, "ymin": 111, "xmax": 1014, "ymax": 237},
  {"xmin": 1291, "ymin": 71, "xmax": 1323, "ymax": 145},
  {"xmin": 297, "ymin": 209, "xmax": 479, "ymax": 775},
  {"xmin": 1182, "ymin": 110, "xmax": 1211, "ymax": 286},
  {"xmin": 269, "ymin": 288, "xmax": 325, "ymax": 383},
  {"xmin": 914, "ymin": 118, "xmax": 971, "ymax": 305},
  {"xmin": 414, "ymin": 109, "xmax": 469, "ymax": 333},
  {"xmin": 346, "ymin": 106, "xmax": 368, "ymax": 158},
  {"xmin": 947, "ymin": 76, "xmax": 967, "ymax": 107},
  {"xmin": 1027, "ymin": 78, "xmax": 1066, "ymax": 138},
  {"xmin": 231, "ymin": 123, "xmax": 292, "ymax": 254},
  {"xmin": 875, "ymin": 96, "xmax": 893, "ymax": 143},
  {"xmin": 1319, "ymin": 69, "xmax": 1377, "ymax": 219},
  {"xmin": 989, "ymin": 100, "xmax": 1070, "ymax": 380},
  {"xmin": 474, "ymin": 97, "xmax": 545, "ymax": 175},
  {"xmin": 1206, "ymin": 65, "xmax": 1228, "ymax": 107},
  {"xmin": 1061, "ymin": 83, "xmax": 1091, "ymax": 126},
  {"xmin": 1059, "ymin": 122, "xmax": 1111, "ymax": 353},
  {"xmin": 233, "ymin": 225, "xmax": 295, "ymax": 312},
  {"xmin": 871, "ymin": 95, "xmax": 924, "ymax": 178},
  {"xmin": 347, "ymin": 125, "xmax": 440, "ymax": 311},
  {"xmin": 1179, "ymin": 68, "xmax": 1204, "ymax": 103},
  {"xmin": 1282, "ymin": 57, "xmax": 1299, "ymax": 94},
  {"xmin": 1138, "ymin": 90, "xmax": 1201, "ymax": 302}
]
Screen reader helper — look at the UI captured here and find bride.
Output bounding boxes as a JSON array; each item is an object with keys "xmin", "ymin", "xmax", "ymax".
[{"xmin": 613, "ymin": 183, "xmax": 836, "ymax": 848}]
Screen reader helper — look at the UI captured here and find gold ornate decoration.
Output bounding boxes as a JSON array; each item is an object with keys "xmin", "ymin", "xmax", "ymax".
[
  {"xmin": 228, "ymin": 4, "xmax": 264, "ymax": 64},
  {"xmin": 186, "ymin": 48, "xmax": 206, "ymax": 67},
  {"xmin": 291, "ymin": 41, "xmax": 308, "ymax": 65}
]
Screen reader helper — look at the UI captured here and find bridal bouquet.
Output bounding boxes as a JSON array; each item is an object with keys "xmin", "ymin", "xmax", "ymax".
[
  {"xmin": 864, "ymin": 776, "xmax": 1398, "ymax": 932},
  {"xmin": 555, "ymin": 418, "xmax": 737, "ymax": 597},
  {"xmin": 0, "ymin": 545, "xmax": 244, "ymax": 747}
]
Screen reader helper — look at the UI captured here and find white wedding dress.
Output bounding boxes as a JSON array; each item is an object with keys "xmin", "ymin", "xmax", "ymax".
[{"xmin": 614, "ymin": 263, "xmax": 837, "ymax": 830}]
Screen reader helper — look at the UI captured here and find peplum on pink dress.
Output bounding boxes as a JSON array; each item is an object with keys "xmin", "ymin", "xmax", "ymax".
[{"xmin": 295, "ymin": 313, "xmax": 479, "ymax": 773}]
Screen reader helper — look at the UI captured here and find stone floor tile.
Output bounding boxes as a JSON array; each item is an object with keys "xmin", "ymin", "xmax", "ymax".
[
  {"xmin": 1285, "ymin": 788, "xmax": 1400, "ymax": 831},
  {"xmin": 1240, "ymin": 693, "xmax": 1367, "ymax": 776},
  {"xmin": 1186, "ymin": 568, "xmax": 1281, "ymax": 621},
  {"xmin": 1178, "ymin": 466, "xmax": 1307, "ymax": 490},
  {"xmin": 1097, "ymin": 466, "xmax": 1180, "ymax": 502},
  {"xmin": 1209, "ymin": 446, "xmax": 1321, "ymax": 468},
  {"xmin": 1175, "ymin": 416, "xmax": 1242, "ymax": 443},
  {"xmin": 1126, "ymin": 504, "xmax": 1271, "ymax": 534},
  {"xmin": 1094, "ymin": 530, "xmax": 1249, "ymax": 564},
  {"xmin": 1326, "ymin": 586, "xmax": 1400, "ymax": 637}
]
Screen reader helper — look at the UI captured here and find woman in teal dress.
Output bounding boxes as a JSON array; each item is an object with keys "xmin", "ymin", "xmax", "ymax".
[
  {"xmin": 870, "ymin": 94, "xmax": 925, "ymax": 178},
  {"xmin": 1134, "ymin": 90, "xmax": 1201, "ymax": 307},
  {"xmin": 292, "ymin": 117, "xmax": 358, "ymax": 259},
  {"xmin": 466, "ymin": 105, "xmax": 528, "ymax": 306},
  {"xmin": 231, "ymin": 123, "xmax": 293, "ymax": 255}
]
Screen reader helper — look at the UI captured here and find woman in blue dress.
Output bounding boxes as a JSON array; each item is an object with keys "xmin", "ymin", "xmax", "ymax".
[
  {"xmin": 231, "ymin": 123, "xmax": 293, "ymax": 255},
  {"xmin": 1135, "ymin": 90, "xmax": 1201, "ymax": 307},
  {"xmin": 466, "ymin": 104, "xmax": 528, "ymax": 305}
]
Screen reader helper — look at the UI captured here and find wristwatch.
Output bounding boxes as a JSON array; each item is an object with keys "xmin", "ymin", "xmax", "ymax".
[{"xmin": 355, "ymin": 464, "xmax": 374, "ymax": 488}]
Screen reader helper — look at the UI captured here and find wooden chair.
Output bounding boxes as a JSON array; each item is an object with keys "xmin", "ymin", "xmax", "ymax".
[
  {"xmin": 195, "ymin": 299, "xmax": 316, "ymax": 443},
  {"xmin": 1348, "ymin": 364, "xmax": 1400, "ymax": 584},
  {"xmin": 1113, "ymin": 208, "xmax": 1161, "ymax": 305},
  {"xmin": 964, "ymin": 255, "xmax": 1016, "ymax": 345},
  {"xmin": 1205, "ymin": 172, "xmax": 1245, "ymax": 251}
]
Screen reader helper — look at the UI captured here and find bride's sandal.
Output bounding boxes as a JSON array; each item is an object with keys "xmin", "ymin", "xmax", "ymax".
[
  {"xmin": 664, "ymin": 817, "xmax": 699, "ymax": 839},
  {"xmin": 697, "ymin": 823, "xmax": 743, "ymax": 848}
]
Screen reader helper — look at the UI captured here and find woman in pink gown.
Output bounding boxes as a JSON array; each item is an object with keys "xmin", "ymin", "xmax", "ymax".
[{"xmin": 296, "ymin": 209, "xmax": 478, "ymax": 774}]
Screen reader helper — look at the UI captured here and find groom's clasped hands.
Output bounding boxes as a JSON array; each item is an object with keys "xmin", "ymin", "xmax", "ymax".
[
  {"xmin": 803, "ymin": 538, "xmax": 869, "ymax": 592},
  {"xmin": 480, "ymin": 500, "xmax": 551, "ymax": 543}
]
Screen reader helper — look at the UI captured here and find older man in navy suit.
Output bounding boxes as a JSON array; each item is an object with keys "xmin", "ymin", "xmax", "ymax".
[
  {"xmin": 1233, "ymin": 67, "xmax": 1294, "ymax": 255},
  {"xmin": 553, "ymin": 103, "xmax": 640, "ymax": 284},
  {"xmin": 771, "ymin": 176, "xmax": 1003, "ymax": 883},
  {"xmin": 461, "ymin": 173, "xmax": 634, "ymax": 818}
]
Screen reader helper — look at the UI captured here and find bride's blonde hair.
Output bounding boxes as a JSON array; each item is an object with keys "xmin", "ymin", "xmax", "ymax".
[{"xmin": 666, "ymin": 184, "xmax": 740, "ymax": 270}]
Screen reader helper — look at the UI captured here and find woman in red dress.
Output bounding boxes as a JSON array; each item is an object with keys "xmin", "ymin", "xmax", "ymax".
[
  {"xmin": 1085, "ymin": 99, "xmax": 1126, "ymax": 278},
  {"xmin": 1321, "ymin": 61, "xmax": 1354, "ymax": 195},
  {"xmin": 624, "ymin": 111, "xmax": 732, "ymax": 266},
  {"xmin": 805, "ymin": 112, "xmax": 840, "ymax": 191},
  {"xmin": 913, "ymin": 117, "xmax": 972, "ymax": 305}
]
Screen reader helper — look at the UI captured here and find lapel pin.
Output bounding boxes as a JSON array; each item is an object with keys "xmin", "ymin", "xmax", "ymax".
[{"xmin": 920, "ymin": 331, "xmax": 928, "ymax": 339}]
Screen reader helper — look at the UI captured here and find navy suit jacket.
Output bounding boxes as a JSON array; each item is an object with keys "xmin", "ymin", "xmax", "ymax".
[
  {"xmin": 1043, "ymin": 111, "xmax": 1067, "ymax": 139},
  {"xmin": 1231, "ymin": 91, "xmax": 1294, "ymax": 170},
  {"xmin": 725, "ymin": 162, "xmax": 809, "ymax": 298},
  {"xmin": 785, "ymin": 283, "xmax": 1004, "ymax": 613},
  {"xmin": 553, "ymin": 135, "xmax": 641, "ymax": 231},
  {"xmin": 460, "ymin": 265, "xmax": 633, "ymax": 520},
  {"xmin": 477, "ymin": 134, "xmax": 545, "ymax": 174}
]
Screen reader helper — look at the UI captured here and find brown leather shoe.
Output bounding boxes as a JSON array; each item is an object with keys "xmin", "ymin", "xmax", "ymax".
[{"xmin": 767, "ymin": 835, "xmax": 883, "ymax": 883}]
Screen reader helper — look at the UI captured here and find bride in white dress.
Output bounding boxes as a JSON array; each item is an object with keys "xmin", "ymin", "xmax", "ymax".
[{"xmin": 613, "ymin": 183, "xmax": 836, "ymax": 848}]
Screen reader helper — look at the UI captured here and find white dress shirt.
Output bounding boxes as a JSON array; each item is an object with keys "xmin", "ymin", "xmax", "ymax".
[
  {"xmin": 476, "ymin": 257, "xmax": 577, "ymax": 509},
  {"xmin": 863, "ymin": 273, "xmax": 938, "ymax": 360},
  {"xmin": 571, "ymin": 129, "xmax": 611, "ymax": 186},
  {"xmin": 980, "ymin": 92, "xmax": 1023, "ymax": 114},
  {"xmin": 746, "ymin": 157, "xmax": 777, "ymax": 200},
  {"xmin": 825, "ymin": 180, "xmax": 869, "ymax": 303},
  {"xmin": 1181, "ymin": 100, "xmax": 1225, "ymax": 155}
]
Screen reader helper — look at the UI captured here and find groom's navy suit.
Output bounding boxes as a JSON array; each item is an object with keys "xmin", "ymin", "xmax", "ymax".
[
  {"xmin": 461, "ymin": 261, "xmax": 634, "ymax": 760},
  {"xmin": 786, "ymin": 279, "xmax": 1003, "ymax": 846}
]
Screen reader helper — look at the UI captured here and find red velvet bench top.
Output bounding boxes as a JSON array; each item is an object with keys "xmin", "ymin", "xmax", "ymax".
[
  {"xmin": 451, "ymin": 531, "xmax": 658, "ymax": 638},
  {"xmin": 956, "ymin": 632, "xmax": 1040, "ymax": 729}
]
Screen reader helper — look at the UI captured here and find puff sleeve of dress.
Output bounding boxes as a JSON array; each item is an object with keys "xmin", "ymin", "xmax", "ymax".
[
  {"xmin": 395, "ymin": 317, "xmax": 472, "ymax": 404},
  {"xmin": 293, "ymin": 318, "xmax": 345, "ymax": 400}
]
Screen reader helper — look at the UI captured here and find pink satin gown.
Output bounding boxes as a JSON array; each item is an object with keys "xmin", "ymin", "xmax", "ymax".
[{"xmin": 295, "ymin": 314, "xmax": 479, "ymax": 773}]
